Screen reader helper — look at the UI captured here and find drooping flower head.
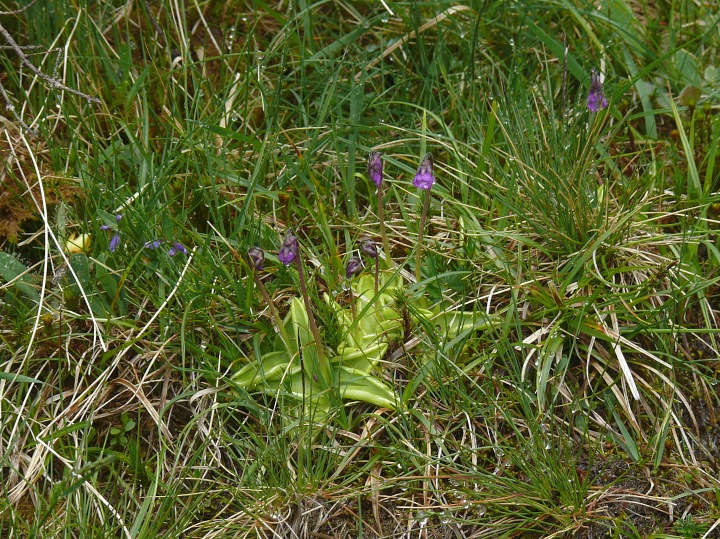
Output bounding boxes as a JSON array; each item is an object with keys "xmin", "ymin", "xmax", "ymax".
[
  {"xmin": 587, "ymin": 70, "xmax": 608, "ymax": 112},
  {"xmin": 278, "ymin": 229, "xmax": 298, "ymax": 266},
  {"xmin": 345, "ymin": 256, "xmax": 363, "ymax": 279},
  {"xmin": 248, "ymin": 247, "xmax": 265, "ymax": 271},
  {"xmin": 108, "ymin": 233, "xmax": 121, "ymax": 252},
  {"xmin": 413, "ymin": 153, "xmax": 435, "ymax": 190},
  {"xmin": 368, "ymin": 151, "xmax": 383, "ymax": 187},
  {"xmin": 361, "ymin": 239, "xmax": 379, "ymax": 259}
]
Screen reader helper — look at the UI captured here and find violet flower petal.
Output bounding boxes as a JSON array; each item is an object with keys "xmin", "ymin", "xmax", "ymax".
[
  {"xmin": 361, "ymin": 239, "xmax": 378, "ymax": 259},
  {"xmin": 368, "ymin": 151, "xmax": 383, "ymax": 187},
  {"xmin": 278, "ymin": 230, "xmax": 298, "ymax": 266},
  {"xmin": 413, "ymin": 153, "xmax": 435, "ymax": 190},
  {"xmin": 587, "ymin": 70, "xmax": 608, "ymax": 112}
]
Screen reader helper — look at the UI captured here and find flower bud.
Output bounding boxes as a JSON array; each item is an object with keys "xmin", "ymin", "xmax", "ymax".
[
  {"xmin": 345, "ymin": 256, "xmax": 363, "ymax": 279},
  {"xmin": 248, "ymin": 247, "xmax": 265, "ymax": 271},
  {"xmin": 361, "ymin": 239, "xmax": 379, "ymax": 259}
]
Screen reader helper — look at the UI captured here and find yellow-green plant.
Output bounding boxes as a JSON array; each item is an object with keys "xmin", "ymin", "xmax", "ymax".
[
  {"xmin": 233, "ymin": 269, "xmax": 401, "ymax": 424},
  {"xmin": 235, "ymin": 262, "xmax": 485, "ymax": 425}
]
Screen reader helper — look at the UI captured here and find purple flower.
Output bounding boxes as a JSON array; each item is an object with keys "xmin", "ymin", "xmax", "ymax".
[
  {"xmin": 248, "ymin": 247, "xmax": 265, "ymax": 271},
  {"xmin": 361, "ymin": 239, "xmax": 378, "ymax": 259},
  {"xmin": 101, "ymin": 214, "xmax": 122, "ymax": 252},
  {"xmin": 168, "ymin": 242, "xmax": 188, "ymax": 256},
  {"xmin": 413, "ymin": 153, "xmax": 435, "ymax": 190},
  {"xmin": 368, "ymin": 151, "xmax": 383, "ymax": 187},
  {"xmin": 278, "ymin": 230, "xmax": 298, "ymax": 266},
  {"xmin": 345, "ymin": 256, "xmax": 363, "ymax": 279},
  {"xmin": 108, "ymin": 234, "xmax": 121, "ymax": 252},
  {"xmin": 100, "ymin": 214, "xmax": 122, "ymax": 230},
  {"xmin": 144, "ymin": 239, "xmax": 164, "ymax": 249},
  {"xmin": 144, "ymin": 239, "xmax": 188, "ymax": 255},
  {"xmin": 587, "ymin": 70, "xmax": 608, "ymax": 112}
]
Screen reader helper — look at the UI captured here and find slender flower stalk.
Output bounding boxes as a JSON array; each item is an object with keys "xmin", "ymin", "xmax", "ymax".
[
  {"xmin": 248, "ymin": 247, "xmax": 292, "ymax": 351},
  {"xmin": 345, "ymin": 256, "xmax": 363, "ymax": 319},
  {"xmin": 280, "ymin": 230, "xmax": 330, "ymax": 386},
  {"xmin": 413, "ymin": 153, "xmax": 435, "ymax": 284},
  {"xmin": 361, "ymin": 239, "xmax": 380, "ymax": 295},
  {"xmin": 368, "ymin": 151, "xmax": 391, "ymax": 264}
]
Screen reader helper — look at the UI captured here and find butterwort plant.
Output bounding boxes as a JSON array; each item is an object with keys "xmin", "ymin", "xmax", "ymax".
[{"xmin": 413, "ymin": 153, "xmax": 435, "ymax": 284}]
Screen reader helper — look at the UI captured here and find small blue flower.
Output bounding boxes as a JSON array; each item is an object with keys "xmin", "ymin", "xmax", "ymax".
[
  {"xmin": 108, "ymin": 234, "xmax": 121, "ymax": 252},
  {"xmin": 168, "ymin": 242, "xmax": 188, "ymax": 256},
  {"xmin": 101, "ymin": 214, "xmax": 122, "ymax": 252},
  {"xmin": 143, "ymin": 239, "xmax": 188, "ymax": 255},
  {"xmin": 361, "ymin": 239, "xmax": 378, "ymax": 259},
  {"xmin": 144, "ymin": 239, "xmax": 164, "ymax": 249}
]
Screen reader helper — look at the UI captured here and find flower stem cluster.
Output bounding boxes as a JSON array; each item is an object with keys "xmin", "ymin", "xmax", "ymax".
[
  {"xmin": 364, "ymin": 151, "xmax": 437, "ymax": 285},
  {"xmin": 248, "ymin": 152, "xmax": 439, "ymax": 390}
]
